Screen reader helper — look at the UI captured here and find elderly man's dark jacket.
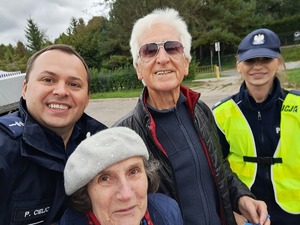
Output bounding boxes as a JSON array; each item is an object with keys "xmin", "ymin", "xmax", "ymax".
[{"xmin": 114, "ymin": 86, "xmax": 255, "ymax": 225}]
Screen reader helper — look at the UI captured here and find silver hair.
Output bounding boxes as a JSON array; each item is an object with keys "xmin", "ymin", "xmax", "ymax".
[{"xmin": 130, "ymin": 8, "xmax": 192, "ymax": 68}]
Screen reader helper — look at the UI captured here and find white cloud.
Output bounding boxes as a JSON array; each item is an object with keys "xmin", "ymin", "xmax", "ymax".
[{"xmin": 0, "ymin": 0, "xmax": 109, "ymax": 45}]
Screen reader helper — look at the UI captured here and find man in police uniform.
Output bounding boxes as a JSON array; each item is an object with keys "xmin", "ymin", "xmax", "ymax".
[{"xmin": 0, "ymin": 44, "xmax": 107, "ymax": 224}]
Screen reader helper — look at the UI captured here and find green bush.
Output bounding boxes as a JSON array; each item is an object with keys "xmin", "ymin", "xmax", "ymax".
[
  {"xmin": 90, "ymin": 67, "xmax": 143, "ymax": 93},
  {"xmin": 101, "ymin": 55, "xmax": 132, "ymax": 70},
  {"xmin": 90, "ymin": 44, "xmax": 300, "ymax": 94},
  {"xmin": 184, "ymin": 59, "xmax": 198, "ymax": 81}
]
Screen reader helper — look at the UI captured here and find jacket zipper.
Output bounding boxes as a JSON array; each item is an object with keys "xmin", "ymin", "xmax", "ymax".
[{"xmin": 257, "ymin": 111, "xmax": 264, "ymax": 144}]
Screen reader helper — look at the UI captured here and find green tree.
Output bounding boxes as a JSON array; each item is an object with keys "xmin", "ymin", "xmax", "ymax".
[
  {"xmin": 0, "ymin": 44, "xmax": 7, "ymax": 61},
  {"xmin": 255, "ymin": 0, "xmax": 300, "ymax": 20},
  {"xmin": 12, "ymin": 41, "xmax": 29, "ymax": 72},
  {"xmin": 72, "ymin": 17, "xmax": 106, "ymax": 68},
  {"xmin": 68, "ymin": 17, "xmax": 79, "ymax": 35},
  {"xmin": 97, "ymin": 0, "xmax": 204, "ymax": 66},
  {"xmin": 24, "ymin": 18, "xmax": 47, "ymax": 52},
  {"xmin": 55, "ymin": 17, "xmax": 79, "ymax": 46},
  {"xmin": 56, "ymin": 16, "xmax": 110, "ymax": 69},
  {"xmin": 189, "ymin": 0, "xmax": 258, "ymax": 60},
  {"xmin": 97, "ymin": 0, "xmax": 258, "ymax": 61},
  {"xmin": 15, "ymin": 41, "xmax": 27, "ymax": 58}
]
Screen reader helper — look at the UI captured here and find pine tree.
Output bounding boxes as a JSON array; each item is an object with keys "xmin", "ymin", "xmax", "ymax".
[{"xmin": 24, "ymin": 18, "xmax": 46, "ymax": 52}]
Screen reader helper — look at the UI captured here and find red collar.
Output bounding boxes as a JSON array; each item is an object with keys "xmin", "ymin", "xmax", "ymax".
[{"xmin": 86, "ymin": 209, "xmax": 154, "ymax": 225}]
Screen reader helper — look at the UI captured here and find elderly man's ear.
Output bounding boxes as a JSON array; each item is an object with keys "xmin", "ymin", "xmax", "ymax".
[
  {"xmin": 135, "ymin": 64, "xmax": 142, "ymax": 80},
  {"xmin": 184, "ymin": 58, "xmax": 189, "ymax": 76}
]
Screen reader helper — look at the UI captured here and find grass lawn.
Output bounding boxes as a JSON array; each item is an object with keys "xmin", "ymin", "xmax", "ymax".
[
  {"xmin": 91, "ymin": 89, "xmax": 142, "ymax": 99},
  {"xmin": 285, "ymin": 68, "xmax": 300, "ymax": 89}
]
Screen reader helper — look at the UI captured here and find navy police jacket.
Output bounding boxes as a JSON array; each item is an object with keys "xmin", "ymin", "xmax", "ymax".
[
  {"xmin": 0, "ymin": 99, "xmax": 107, "ymax": 225},
  {"xmin": 59, "ymin": 193, "xmax": 183, "ymax": 225}
]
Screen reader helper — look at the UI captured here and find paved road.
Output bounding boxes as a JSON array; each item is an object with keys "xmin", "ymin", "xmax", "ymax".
[
  {"xmin": 85, "ymin": 61, "xmax": 300, "ymax": 127},
  {"xmin": 86, "ymin": 97, "xmax": 139, "ymax": 127}
]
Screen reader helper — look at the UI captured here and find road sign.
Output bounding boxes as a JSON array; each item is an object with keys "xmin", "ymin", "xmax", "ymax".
[
  {"xmin": 215, "ymin": 42, "xmax": 220, "ymax": 52},
  {"xmin": 214, "ymin": 42, "xmax": 221, "ymax": 71}
]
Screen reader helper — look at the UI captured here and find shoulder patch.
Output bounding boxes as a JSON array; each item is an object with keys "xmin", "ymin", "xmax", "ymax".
[
  {"xmin": 212, "ymin": 95, "xmax": 232, "ymax": 110},
  {"xmin": 0, "ymin": 116, "xmax": 24, "ymax": 138},
  {"xmin": 287, "ymin": 89, "xmax": 300, "ymax": 96}
]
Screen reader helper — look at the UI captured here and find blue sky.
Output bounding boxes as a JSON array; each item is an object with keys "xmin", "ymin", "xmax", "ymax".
[{"xmin": 0, "ymin": 0, "xmax": 109, "ymax": 45}]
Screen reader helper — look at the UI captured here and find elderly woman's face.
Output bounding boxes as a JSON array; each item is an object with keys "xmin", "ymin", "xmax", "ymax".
[{"xmin": 87, "ymin": 156, "xmax": 148, "ymax": 225}]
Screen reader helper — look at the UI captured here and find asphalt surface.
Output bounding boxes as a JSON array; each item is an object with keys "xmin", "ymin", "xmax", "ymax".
[{"xmin": 85, "ymin": 61, "xmax": 300, "ymax": 127}]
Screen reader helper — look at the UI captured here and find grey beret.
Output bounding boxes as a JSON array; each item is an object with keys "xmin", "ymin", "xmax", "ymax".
[{"xmin": 64, "ymin": 127, "xmax": 149, "ymax": 195}]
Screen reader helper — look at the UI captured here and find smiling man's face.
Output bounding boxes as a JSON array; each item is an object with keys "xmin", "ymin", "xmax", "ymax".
[{"xmin": 22, "ymin": 49, "xmax": 89, "ymax": 136}]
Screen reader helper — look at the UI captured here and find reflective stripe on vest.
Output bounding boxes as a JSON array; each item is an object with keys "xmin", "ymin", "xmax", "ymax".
[
  {"xmin": 275, "ymin": 93, "xmax": 300, "ymax": 213},
  {"xmin": 213, "ymin": 93, "xmax": 300, "ymax": 213}
]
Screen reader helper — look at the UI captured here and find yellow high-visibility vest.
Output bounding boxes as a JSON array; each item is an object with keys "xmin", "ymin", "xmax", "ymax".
[{"xmin": 213, "ymin": 92, "xmax": 300, "ymax": 213}]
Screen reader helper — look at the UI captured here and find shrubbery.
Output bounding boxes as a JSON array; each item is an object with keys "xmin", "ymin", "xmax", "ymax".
[
  {"xmin": 90, "ymin": 59, "xmax": 200, "ymax": 93},
  {"xmin": 90, "ymin": 66, "xmax": 143, "ymax": 93}
]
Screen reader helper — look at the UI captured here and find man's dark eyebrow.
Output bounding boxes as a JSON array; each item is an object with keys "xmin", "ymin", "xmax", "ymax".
[{"xmin": 40, "ymin": 70, "xmax": 84, "ymax": 82}]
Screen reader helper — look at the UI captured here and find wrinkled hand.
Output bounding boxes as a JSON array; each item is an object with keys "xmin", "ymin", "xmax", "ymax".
[
  {"xmin": 233, "ymin": 211, "xmax": 248, "ymax": 225},
  {"xmin": 238, "ymin": 196, "xmax": 270, "ymax": 225}
]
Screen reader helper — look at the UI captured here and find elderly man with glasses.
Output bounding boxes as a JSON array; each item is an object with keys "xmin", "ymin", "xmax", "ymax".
[{"xmin": 114, "ymin": 8, "xmax": 270, "ymax": 225}]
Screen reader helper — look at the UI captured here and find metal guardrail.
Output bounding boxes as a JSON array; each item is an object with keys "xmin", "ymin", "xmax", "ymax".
[{"xmin": 195, "ymin": 65, "xmax": 220, "ymax": 78}]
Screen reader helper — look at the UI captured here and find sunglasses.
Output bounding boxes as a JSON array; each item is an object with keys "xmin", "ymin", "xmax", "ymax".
[
  {"xmin": 138, "ymin": 40, "xmax": 184, "ymax": 63},
  {"xmin": 244, "ymin": 57, "xmax": 274, "ymax": 64}
]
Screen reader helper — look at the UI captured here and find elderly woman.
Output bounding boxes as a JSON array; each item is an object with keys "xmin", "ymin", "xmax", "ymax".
[{"xmin": 59, "ymin": 127, "xmax": 183, "ymax": 225}]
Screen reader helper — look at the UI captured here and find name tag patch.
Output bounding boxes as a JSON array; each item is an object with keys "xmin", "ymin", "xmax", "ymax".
[{"xmin": 14, "ymin": 204, "xmax": 51, "ymax": 222}]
